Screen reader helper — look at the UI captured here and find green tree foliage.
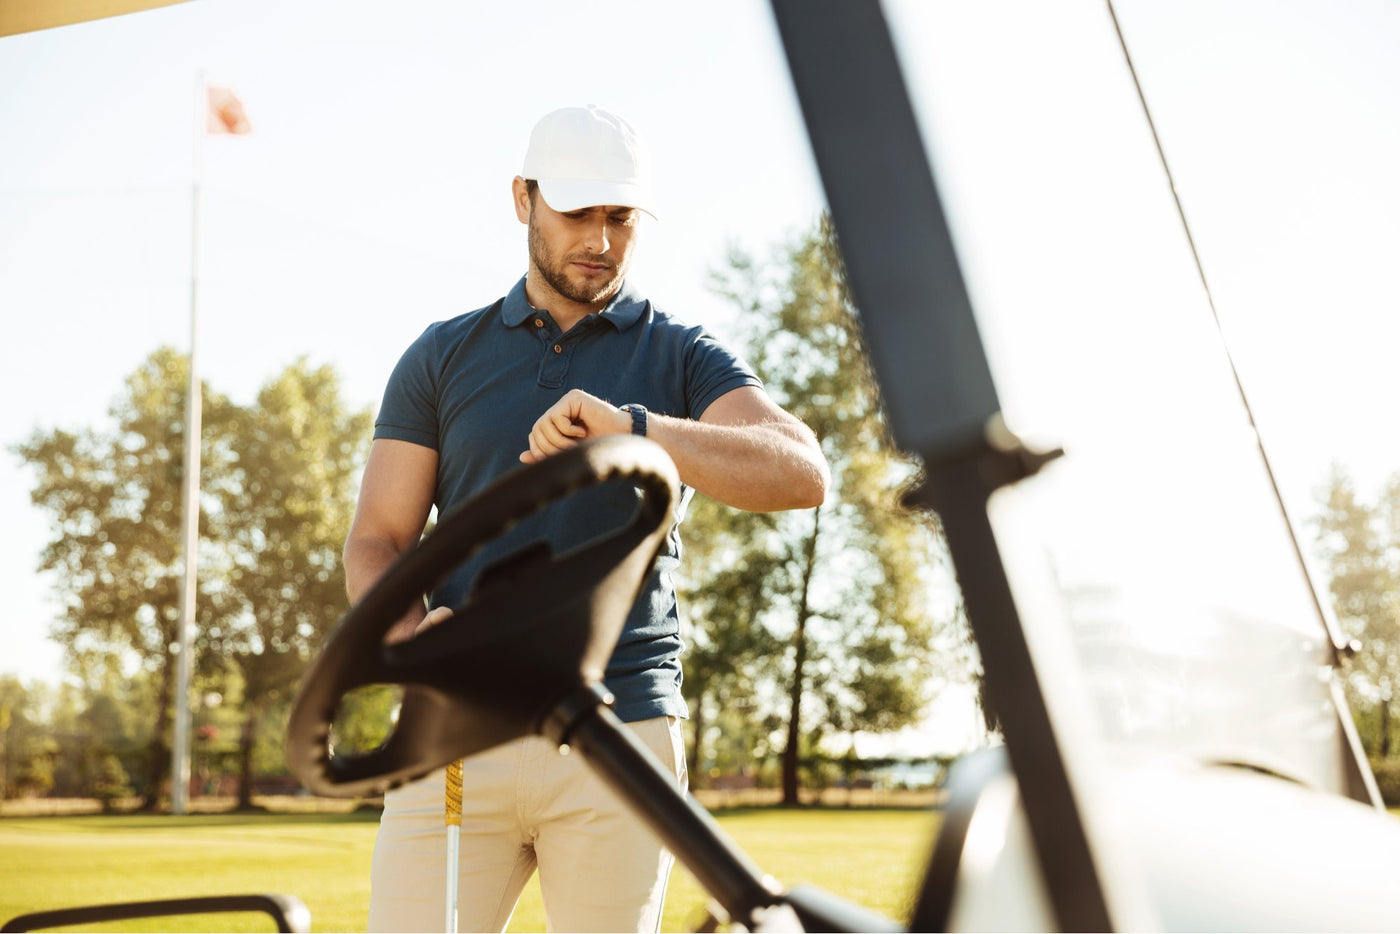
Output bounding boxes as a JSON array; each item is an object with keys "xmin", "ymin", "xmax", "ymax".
[
  {"xmin": 0, "ymin": 678, "xmax": 22, "ymax": 798},
  {"xmin": 0, "ymin": 676, "xmax": 52, "ymax": 799},
  {"xmin": 73, "ymin": 674, "xmax": 150, "ymax": 802},
  {"xmin": 14, "ymin": 348, "xmax": 372, "ymax": 808},
  {"xmin": 211, "ymin": 359, "xmax": 372, "ymax": 808},
  {"xmin": 685, "ymin": 216, "xmax": 969, "ymax": 804},
  {"xmin": 675, "ymin": 504, "xmax": 788, "ymax": 783},
  {"xmin": 8, "ymin": 673, "xmax": 156, "ymax": 804},
  {"xmin": 1314, "ymin": 465, "xmax": 1400, "ymax": 759},
  {"xmin": 91, "ymin": 753, "xmax": 133, "ymax": 812},
  {"xmin": 331, "ymin": 684, "xmax": 404, "ymax": 756},
  {"xmin": 15, "ymin": 348, "xmax": 239, "ymax": 807}
]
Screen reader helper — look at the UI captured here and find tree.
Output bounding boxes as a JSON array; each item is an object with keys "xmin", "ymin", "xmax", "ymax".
[
  {"xmin": 330, "ymin": 684, "xmax": 403, "ymax": 757},
  {"xmin": 91, "ymin": 753, "xmax": 134, "ymax": 812},
  {"xmin": 1314, "ymin": 465, "xmax": 1400, "ymax": 758},
  {"xmin": 0, "ymin": 676, "xmax": 48, "ymax": 800},
  {"xmin": 14, "ymin": 348, "xmax": 239, "ymax": 807},
  {"xmin": 677, "ymin": 504, "xmax": 787, "ymax": 784},
  {"xmin": 73, "ymin": 675, "xmax": 149, "ymax": 804},
  {"xmin": 15, "ymin": 348, "xmax": 372, "ymax": 808},
  {"xmin": 683, "ymin": 216, "xmax": 969, "ymax": 804},
  {"xmin": 212, "ymin": 359, "xmax": 372, "ymax": 808}
]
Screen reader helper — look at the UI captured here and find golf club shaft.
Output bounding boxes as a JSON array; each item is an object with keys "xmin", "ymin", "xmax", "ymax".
[{"xmin": 445, "ymin": 759, "xmax": 463, "ymax": 933}]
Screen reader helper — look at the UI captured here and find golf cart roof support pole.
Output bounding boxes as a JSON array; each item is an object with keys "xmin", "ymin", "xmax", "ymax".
[{"xmin": 767, "ymin": 2, "xmax": 1140, "ymax": 929}]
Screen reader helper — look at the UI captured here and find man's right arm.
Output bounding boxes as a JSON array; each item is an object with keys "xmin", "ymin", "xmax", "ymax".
[{"xmin": 343, "ymin": 438, "xmax": 440, "ymax": 644}]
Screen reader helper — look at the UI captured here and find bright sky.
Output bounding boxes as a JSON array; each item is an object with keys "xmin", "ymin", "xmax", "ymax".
[{"xmin": 3, "ymin": 0, "xmax": 1399, "ymax": 756}]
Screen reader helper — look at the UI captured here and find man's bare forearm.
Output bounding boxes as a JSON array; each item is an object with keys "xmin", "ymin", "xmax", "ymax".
[
  {"xmin": 344, "ymin": 532, "xmax": 427, "ymax": 643},
  {"xmin": 519, "ymin": 387, "xmax": 830, "ymax": 512},
  {"xmin": 646, "ymin": 413, "xmax": 828, "ymax": 511}
]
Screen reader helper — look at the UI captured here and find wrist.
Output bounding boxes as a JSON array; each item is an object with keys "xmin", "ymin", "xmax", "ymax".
[{"xmin": 618, "ymin": 403, "xmax": 648, "ymax": 437}]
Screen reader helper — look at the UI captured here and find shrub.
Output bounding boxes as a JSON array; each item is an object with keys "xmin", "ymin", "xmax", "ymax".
[
  {"xmin": 91, "ymin": 754, "xmax": 133, "ymax": 812},
  {"xmin": 1368, "ymin": 758, "xmax": 1400, "ymax": 807}
]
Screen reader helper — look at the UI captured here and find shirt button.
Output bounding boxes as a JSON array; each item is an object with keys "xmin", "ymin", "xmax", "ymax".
[
  {"xmin": 553, "ymin": 344, "xmax": 563, "ymax": 354},
  {"xmin": 534, "ymin": 318, "xmax": 544, "ymax": 328}
]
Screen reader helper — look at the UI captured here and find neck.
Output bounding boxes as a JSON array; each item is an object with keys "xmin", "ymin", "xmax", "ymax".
[{"xmin": 523, "ymin": 270, "xmax": 615, "ymax": 332}]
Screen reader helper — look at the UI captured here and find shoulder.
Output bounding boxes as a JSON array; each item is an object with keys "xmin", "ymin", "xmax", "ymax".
[
  {"xmin": 428, "ymin": 298, "xmax": 506, "ymax": 339},
  {"xmin": 626, "ymin": 298, "xmax": 752, "ymax": 372},
  {"xmin": 632, "ymin": 298, "xmax": 717, "ymax": 347},
  {"xmin": 405, "ymin": 299, "xmax": 506, "ymax": 359},
  {"xmin": 612, "ymin": 283, "xmax": 749, "ymax": 367},
  {"xmin": 608, "ymin": 281, "xmax": 703, "ymax": 340}
]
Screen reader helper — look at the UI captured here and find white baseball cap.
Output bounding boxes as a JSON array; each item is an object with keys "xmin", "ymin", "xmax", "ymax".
[{"xmin": 521, "ymin": 105, "xmax": 657, "ymax": 219}]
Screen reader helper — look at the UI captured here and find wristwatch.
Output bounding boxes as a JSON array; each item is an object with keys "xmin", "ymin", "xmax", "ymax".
[{"xmin": 619, "ymin": 403, "xmax": 648, "ymax": 437}]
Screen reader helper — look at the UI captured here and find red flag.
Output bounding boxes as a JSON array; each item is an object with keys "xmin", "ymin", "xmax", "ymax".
[{"xmin": 206, "ymin": 86, "xmax": 252, "ymax": 135}]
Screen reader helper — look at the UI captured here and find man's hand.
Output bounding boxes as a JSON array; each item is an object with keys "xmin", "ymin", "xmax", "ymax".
[
  {"xmin": 385, "ymin": 604, "xmax": 454, "ymax": 645},
  {"xmin": 520, "ymin": 388, "xmax": 630, "ymax": 463},
  {"xmin": 416, "ymin": 605, "xmax": 454, "ymax": 634}
]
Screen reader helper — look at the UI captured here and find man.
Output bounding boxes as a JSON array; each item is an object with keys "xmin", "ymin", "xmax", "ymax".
[{"xmin": 348, "ymin": 104, "xmax": 828, "ymax": 933}]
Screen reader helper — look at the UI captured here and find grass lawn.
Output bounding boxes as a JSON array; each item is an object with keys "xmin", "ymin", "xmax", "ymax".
[{"xmin": 0, "ymin": 806, "xmax": 940, "ymax": 932}]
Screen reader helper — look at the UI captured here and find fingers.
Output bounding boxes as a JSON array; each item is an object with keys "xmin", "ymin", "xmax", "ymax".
[
  {"xmin": 384, "ymin": 604, "xmax": 450, "ymax": 645},
  {"xmin": 382, "ymin": 605, "xmax": 453, "ymax": 646},
  {"xmin": 414, "ymin": 605, "xmax": 455, "ymax": 635},
  {"xmin": 522, "ymin": 413, "xmax": 582, "ymax": 462},
  {"xmin": 385, "ymin": 616, "xmax": 422, "ymax": 645},
  {"xmin": 542, "ymin": 407, "xmax": 589, "ymax": 449},
  {"xmin": 520, "ymin": 390, "xmax": 616, "ymax": 462}
]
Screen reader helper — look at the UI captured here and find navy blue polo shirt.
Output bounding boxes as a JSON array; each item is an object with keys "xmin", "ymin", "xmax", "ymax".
[{"xmin": 374, "ymin": 276, "xmax": 762, "ymax": 722}]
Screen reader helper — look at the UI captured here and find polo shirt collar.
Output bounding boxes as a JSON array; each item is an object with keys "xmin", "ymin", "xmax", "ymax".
[{"xmin": 500, "ymin": 276, "xmax": 647, "ymax": 332}]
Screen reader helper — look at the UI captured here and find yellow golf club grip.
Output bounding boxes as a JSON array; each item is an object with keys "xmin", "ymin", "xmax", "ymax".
[{"xmin": 444, "ymin": 759, "xmax": 463, "ymax": 826}]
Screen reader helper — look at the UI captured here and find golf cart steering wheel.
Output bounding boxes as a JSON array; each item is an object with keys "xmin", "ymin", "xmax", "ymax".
[{"xmin": 285, "ymin": 435, "xmax": 679, "ymax": 799}]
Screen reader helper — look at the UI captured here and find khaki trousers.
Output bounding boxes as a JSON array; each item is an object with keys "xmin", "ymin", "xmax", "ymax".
[{"xmin": 367, "ymin": 716, "xmax": 687, "ymax": 933}]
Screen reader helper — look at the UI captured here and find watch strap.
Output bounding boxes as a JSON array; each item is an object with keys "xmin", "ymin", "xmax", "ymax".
[{"xmin": 621, "ymin": 404, "xmax": 648, "ymax": 437}]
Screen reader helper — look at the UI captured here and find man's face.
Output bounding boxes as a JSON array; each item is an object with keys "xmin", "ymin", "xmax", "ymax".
[{"xmin": 523, "ymin": 187, "xmax": 640, "ymax": 310}]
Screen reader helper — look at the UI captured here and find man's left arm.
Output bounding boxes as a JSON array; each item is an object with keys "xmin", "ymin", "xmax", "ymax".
[{"xmin": 520, "ymin": 386, "xmax": 829, "ymax": 512}]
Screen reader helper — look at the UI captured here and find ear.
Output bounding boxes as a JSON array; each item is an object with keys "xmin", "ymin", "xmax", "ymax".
[{"xmin": 511, "ymin": 176, "xmax": 532, "ymax": 224}]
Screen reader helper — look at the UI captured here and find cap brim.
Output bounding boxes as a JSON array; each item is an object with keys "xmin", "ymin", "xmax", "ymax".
[{"xmin": 536, "ymin": 178, "xmax": 658, "ymax": 220}]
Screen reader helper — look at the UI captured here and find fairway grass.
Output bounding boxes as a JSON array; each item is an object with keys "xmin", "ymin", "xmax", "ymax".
[
  {"xmin": 0, "ymin": 812, "xmax": 377, "ymax": 932},
  {"xmin": 0, "ymin": 806, "xmax": 940, "ymax": 932}
]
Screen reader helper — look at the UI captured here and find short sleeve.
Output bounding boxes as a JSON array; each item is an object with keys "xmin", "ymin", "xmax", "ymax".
[
  {"xmin": 374, "ymin": 324, "xmax": 441, "ymax": 449},
  {"xmin": 683, "ymin": 328, "xmax": 764, "ymax": 419}
]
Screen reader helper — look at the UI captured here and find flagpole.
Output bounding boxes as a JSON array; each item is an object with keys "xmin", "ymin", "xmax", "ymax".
[{"xmin": 171, "ymin": 71, "xmax": 206, "ymax": 816}]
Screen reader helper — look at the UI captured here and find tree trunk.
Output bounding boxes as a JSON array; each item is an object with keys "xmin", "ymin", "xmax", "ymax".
[
  {"xmin": 0, "ymin": 707, "xmax": 10, "ymax": 800},
  {"xmin": 781, "ymin": 508, "xmax": 822, "ymax": 806},
  {"xmin": 237, "ymin": 706, "xmax": 257, "ymax": 810},
  {"xmin": 139, "ymin": 650, "xmax": 175, "ymax": 811},
  {"xmin": 1381, "ymin": 698, "xmax": 1393, "ymax": 760},
  {"xmin": 689, "ymin": 690, "xmax": 707, "ymax": 789}
]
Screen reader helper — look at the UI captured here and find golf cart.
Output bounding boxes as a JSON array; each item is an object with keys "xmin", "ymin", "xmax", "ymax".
[
  {"xmin": 281, "ymin": 3, "xmax": 1400, "ymax": 929},
  {"xmin": 10, "ymin": 2, "xmax": 1400, "ymax": 931}
]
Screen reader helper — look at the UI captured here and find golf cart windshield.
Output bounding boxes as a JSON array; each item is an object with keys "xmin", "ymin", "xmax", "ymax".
[{"xmin": 882, "ymin": 0, "xmax": 1349, "ymax": 793}]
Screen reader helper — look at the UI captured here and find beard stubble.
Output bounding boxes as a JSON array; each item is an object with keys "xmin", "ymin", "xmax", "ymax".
[{"xmin": 528, "ymin": 216, "xmax": 625, "ymax": 308}]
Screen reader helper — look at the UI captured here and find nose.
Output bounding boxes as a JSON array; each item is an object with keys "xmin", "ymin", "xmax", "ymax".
[{"xmin": 582, "ymin": 214, "xmax": 610, "ymax": 254}]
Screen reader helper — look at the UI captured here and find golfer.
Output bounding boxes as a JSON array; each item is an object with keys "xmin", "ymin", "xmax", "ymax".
[{"xmin": 346, "ymin": 104, "xmax": 828, "ymax": 932}]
